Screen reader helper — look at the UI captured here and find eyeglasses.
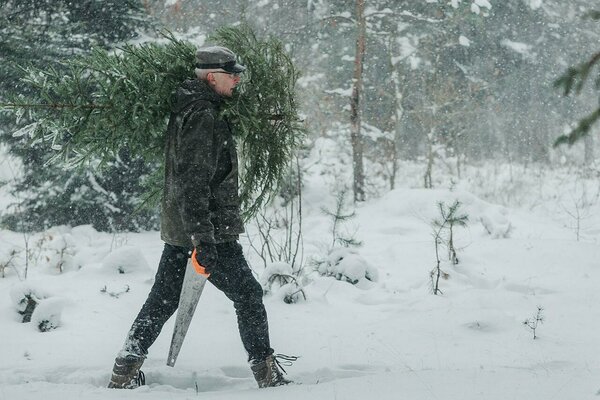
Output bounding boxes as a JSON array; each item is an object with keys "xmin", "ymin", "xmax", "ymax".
[{"xmin": 212, "ymin": 71, "xmax": 241, "ymax": 78}]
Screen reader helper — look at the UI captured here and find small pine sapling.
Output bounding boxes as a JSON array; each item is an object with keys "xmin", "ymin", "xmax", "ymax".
[
  {"xmin": 321, "ymin": 188, "xmax": 362, "ymax": 249},
  {"xmin": 313, "ymin": 188, "xmax": 377, "ymax": 285},
  {"xmin": 523, "ymin": 306, "xmax": 544, "ymax": 339},
  {"xmin": 447, "ymin": 204, "xmax": 468, "ymax": 265},
  {"xmin": 430, "ymin": 200, "xmax": 468, "ymax": 295}
]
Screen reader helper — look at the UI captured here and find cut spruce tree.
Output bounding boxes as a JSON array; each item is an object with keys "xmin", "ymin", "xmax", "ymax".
[{"xmin": 2, "ymin": 25, "xmax": 304, "ymax": 220}]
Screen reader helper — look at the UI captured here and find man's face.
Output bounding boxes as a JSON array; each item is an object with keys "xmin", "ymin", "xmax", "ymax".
[{"xmin": 209, "ymin": 71, "xmax": 241, "ymax": 97}]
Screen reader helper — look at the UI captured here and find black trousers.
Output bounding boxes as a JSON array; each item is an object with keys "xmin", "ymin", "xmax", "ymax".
[{"xmin": 122, "ymin": 242, "xmax": 273, "ymax": 363}]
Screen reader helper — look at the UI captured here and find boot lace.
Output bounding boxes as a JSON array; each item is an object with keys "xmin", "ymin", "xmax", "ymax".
[
  {"xmin": 134, "ymin": 370, "xmax": 146, "ymax": 387},
  {"xmin": 273, "ymin": 353, "xmax": 299, "ymax": 375}
]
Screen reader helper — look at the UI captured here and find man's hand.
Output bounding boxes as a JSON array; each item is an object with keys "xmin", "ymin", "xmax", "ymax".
[{"xmin": 191, "ymin": 242, "xmax": 218, "ymax": 277}]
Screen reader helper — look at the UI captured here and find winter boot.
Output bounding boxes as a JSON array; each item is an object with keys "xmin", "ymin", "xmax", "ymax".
[
  {"xmin": 250, "ymin": 354, "xmax": 297, "ymax": 388},
  {"xmin": 107, "ymin": 354, "xmax": 146, "ymax": 389}
]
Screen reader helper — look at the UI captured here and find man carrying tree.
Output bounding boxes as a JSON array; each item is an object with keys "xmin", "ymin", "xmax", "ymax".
[{"xmin": 107, "ymin": 45, "xmax": 293, "ymax": 390}]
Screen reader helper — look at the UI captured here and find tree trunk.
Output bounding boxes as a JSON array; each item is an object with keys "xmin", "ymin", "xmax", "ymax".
[
  {"xmin": 388, "ymin": 36, "xmax": 403, "ymax": 191},
  {"xmin": 424, "ymin": 131, "xmax": 434, "ymax": 189},
  {"xmin": 350, "ymin": 0, "xmax": 366, "ymax": 202},
  {"xmin": 584, "ymin": 133, "xmax": 594, "ymax": 165}
]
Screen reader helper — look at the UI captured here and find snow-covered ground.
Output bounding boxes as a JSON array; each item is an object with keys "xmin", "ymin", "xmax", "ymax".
[{"xmin": 1, "ymin": 140, "xmax": 600, "ymax": 399}]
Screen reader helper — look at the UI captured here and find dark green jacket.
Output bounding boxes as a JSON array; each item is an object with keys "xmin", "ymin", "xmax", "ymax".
[{"xmin": 160, "ymin": 79, "xmax": 244, "ymax": 247}]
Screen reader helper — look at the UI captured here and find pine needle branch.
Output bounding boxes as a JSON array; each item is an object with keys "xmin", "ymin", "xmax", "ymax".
[
  {"xmin": 553, "ymin": 107, "xmax": 600, "ymax": 147},
  {"xmin": 553, "ymin": 52, "xmax": 600, "ymax": 96},
  {"xmin": 0, "ymin": 102, "xmax": 112, "ymax": 110}
]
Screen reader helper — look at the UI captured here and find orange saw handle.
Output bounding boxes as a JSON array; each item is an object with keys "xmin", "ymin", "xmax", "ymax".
[{"xmin": 191, "ymin": 248, "xmax": 211, "ymax": 277}]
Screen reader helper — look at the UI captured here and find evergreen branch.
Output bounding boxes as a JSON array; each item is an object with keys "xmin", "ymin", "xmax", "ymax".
[
  {"xmin": 0, "ymin": 102, "xmax": 112, "ymax": 110},
  {"xmin": 553, "ymin": 107, "xmax": 600, "ymax": 147},
  {"xmin": 213, "ymin": 25, "xmax": 304, "ymax": 218},
  {"xmin": 433, "ymin": 201, "xmax": 468, "ymax": 228},
  {"xmin": 554, "ymin": 13, "xmax": 600, "ymax": 148},
  {"xmin": 585, "ymin": 10, "xmax": 600, "ymax": 20},
  {"xmin": 554, "ymin": 52, "xmax": 600, "ymax": 96}
]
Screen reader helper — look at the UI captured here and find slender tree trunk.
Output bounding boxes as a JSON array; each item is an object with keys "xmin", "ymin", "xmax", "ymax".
[
  {"xmin": 350, "ymin": 0, "xmax": 366, "ymax": 202},
  {"xmin": 424, "ymin": 131, "xmax": 434, "ymax": 189},
  {"xmin": 584, "ymin": 134, "xmax": 594, "ymax": 166},
  {"xmin": 388, "ymin": 37, "xmax": 403, "ymax": 191}
]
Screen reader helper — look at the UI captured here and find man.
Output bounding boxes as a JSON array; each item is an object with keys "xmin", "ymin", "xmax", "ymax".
[{"xmin": 108, "ymin": 45, "xmax": 292, "ymax": 389}]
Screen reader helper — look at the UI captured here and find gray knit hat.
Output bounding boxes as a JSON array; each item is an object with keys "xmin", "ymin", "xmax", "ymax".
[{"xmin": 195, "ymin": 46, "xmax": 246, "ymax": 73}]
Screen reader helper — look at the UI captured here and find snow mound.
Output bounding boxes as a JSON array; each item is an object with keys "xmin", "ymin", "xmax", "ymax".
[
  {"xmin": 30, "ymin": 297, "xmax": 69, "ymax": 332},
  {"xmin": 365, "ymin": 187, "xmax": 512, "ymax": 238},
  {"xmin": 260, "ymin": 262, "xmax": 306, "ymax": 303},
  {"xmin": 101, "ymin": 246, "xmax": 150, "ymax": 274},
  {"xmin": 479, "ymin": 211, "xmax": 512, "ymax": 238},
  {"xmin": 34, "ymin": 226, "xmax": 78, "ymax": 273},
  {"xmin": 319, "ymin": 248, "xmax": 379, "ymax": 286},
  {"xmin": 260, "ymin": 261, "xmax": 294, "ymax": 289}
]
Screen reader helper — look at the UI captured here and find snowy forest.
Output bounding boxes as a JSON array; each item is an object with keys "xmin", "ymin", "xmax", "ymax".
[{"xmin": 1, "ymin": 1, "xmax": 600, "ymax": 399}]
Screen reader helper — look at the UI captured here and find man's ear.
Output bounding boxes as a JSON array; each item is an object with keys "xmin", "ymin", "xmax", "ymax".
[{"xmin": 206, "ymin": 72, "xmax": 215, "ymax": 84}]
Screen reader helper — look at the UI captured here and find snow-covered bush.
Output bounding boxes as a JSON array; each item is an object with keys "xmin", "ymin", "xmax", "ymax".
[
  {"xmin": 274, "ymin": 282, "xmax": 306, "ymax": 304},
  {"xmin": 31, "ymin": 297, "xmax": 68, "ymax": 332},
  {"xmin": 260, "ymin": 262, "xmax": 294, "ymax": 291},
  {"xmin": 260, "ymin": 262, "xmax": 306, "ymax": 304},
  {"xmin": 9, "ymin": 282, "xmax": 51, "ymax": 323},
  {"xmin": 33, "ymin": 227, "xmax": 77, "ymax": 273},
  {"xmin": 101, "ymin": 246, "xmax": 149, "ymax": 274},
  {"xmin": 10, "ymin": 283, "xmax": 69, "ymax": 331},
  {"xmin": 317, "ymin": 248, "xmax": 378, "ymax": 285}
]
